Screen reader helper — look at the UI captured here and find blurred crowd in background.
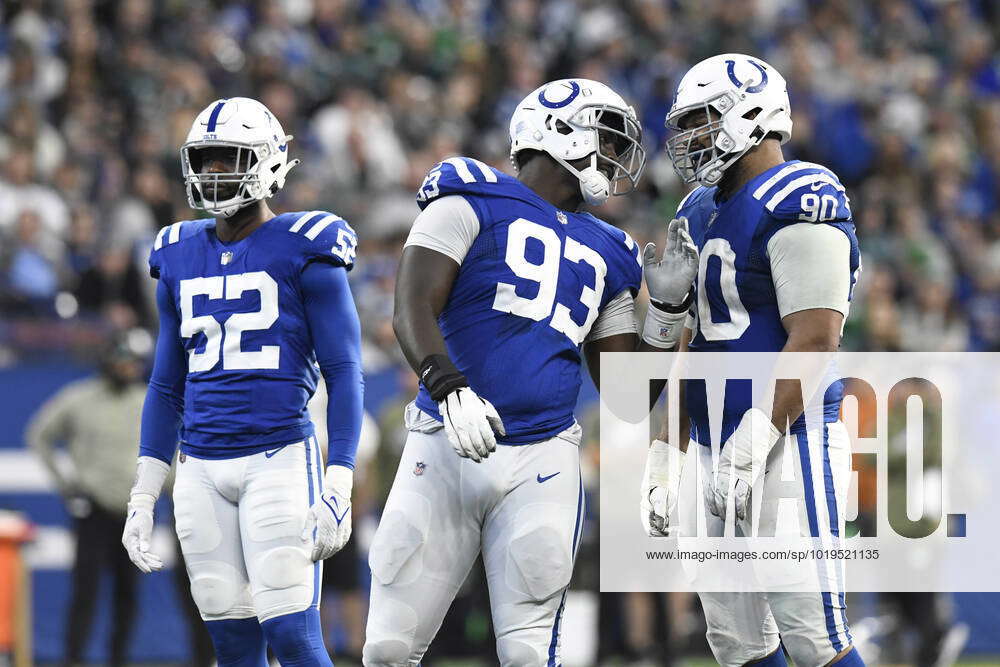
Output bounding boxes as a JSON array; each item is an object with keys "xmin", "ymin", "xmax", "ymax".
[{"xmin": 0, "ymin": 0, "xmax": 998, "ymax": 664}]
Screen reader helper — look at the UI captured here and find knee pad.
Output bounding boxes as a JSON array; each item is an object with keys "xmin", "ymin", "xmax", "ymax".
[
  {"xmin": 204, "ymin": 617, "xmax": 267, "ymax": 667},
  {"xmin": 496, "ymin": 635, "xmax": 546, "ymax": 667},
  {"xmin": 506, "ymin": 504, "xmax": 574, "ymax": 602},
  {"xmin": 260, "ymin": 609, "xmax": 333, "ymax": 667},
  {"xmin": 362, "ymin": 639, "xmax": 413, "ymax": 667},
  {"xmin": 363, "ymin": 597, "xmax": 419, "ymax": 667},
  {"xmin": 368, "ymin": 491, "xmax": 430, "ymax": 587},
  {"xmin": 699, "ymin": 592, "xmax": 778, "ymax": 667},
  {"xmin": 190, "ymin": 561, "xmax": 247, "ymax": 617},
  {"xmin": 781, "ymin": 631, "xmax": 839, "ymax": 667},
  {"xmin": 252, "ymin": 546, "xmax": 315, "ymax": 622},
  {"xmin": 771, "ymin": 593, "xmax": 846, "ymax": 667}
]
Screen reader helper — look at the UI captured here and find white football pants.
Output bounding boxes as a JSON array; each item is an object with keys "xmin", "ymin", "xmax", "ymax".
[
  {"xmin": 173, "ymin": 437, "xmax": 324, "ymax": 623},
  {"xmin": 687, "ymin": 421, "xmax": 854, "ymax": 667},
  {"xmin": 363, "ymin": 403, "xmax": 585, "ymax": 667}
]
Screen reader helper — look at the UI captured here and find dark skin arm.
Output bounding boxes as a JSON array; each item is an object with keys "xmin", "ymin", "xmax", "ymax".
[
  {"xmin": 768, "ymin": 307, "xmax": 843, "ymax": 430},
  {"xmin": 392, "ymin": 246, "xmax": 460, "ymax": 374},
  {"xmin": 654, "ymin": 308, "xmax": 843, "ymax": 448},
  {"xmin": 655, "ymin": 326, "xmax": 692, "ymax": 453},
  {"xmin": 583, "ymin": 319, "xmax": 679, "ymax": 401}
]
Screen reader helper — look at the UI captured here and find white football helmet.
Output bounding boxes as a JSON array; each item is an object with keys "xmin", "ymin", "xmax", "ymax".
[
  {"xmin": 665, "ymin": 54, "xmax": 792, "ymax": 187},
  {"xmin": 181, "ymin": 97, "xmax": 300, "ymax": 218},
  {"xmin": 509, "ymin": 78, "xmax": 645, "ymax": 206}
]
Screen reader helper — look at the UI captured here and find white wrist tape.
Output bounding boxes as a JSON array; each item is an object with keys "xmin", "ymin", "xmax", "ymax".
[
  {"xmin": 325, "ymin": 464, "xmax": 354, "ymax": 498},
  {"xmin": 130, "ymin": 455, "xmax": 170, "ymax": 507},
  {"xmin": 648, "ymin": 439, "xmax": 686, "ymax": 485},
  {"xmin": 642, "ymin": 305, "xmax": 688, "ymax": 349}
]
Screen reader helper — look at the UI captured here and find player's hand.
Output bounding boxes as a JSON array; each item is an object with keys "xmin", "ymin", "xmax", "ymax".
[
  {"xmin": 302, "ymin": 465, "xmax": 353, "ymax": 561},
  {"xmin": 705, "ymin": 408, "xmax": 781, "ymax": 522},
  {"xmin": 438, "ymin": 387, "xmax": 505, "ymax": 462},
  {"xmin": 641, "ymin": 440, "xmax": 686, "ymax": 537},
  {"xmin": 643, "ymin": 216, "xmax": 699, "ymax": 306},
  {"xmin": 122, "ymin": 493, "xmax": 163, "ymax": 573}
]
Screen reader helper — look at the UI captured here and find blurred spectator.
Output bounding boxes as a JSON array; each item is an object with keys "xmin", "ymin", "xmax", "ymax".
[{"xmin": 25, "ymin": 332, "xmax": 149, "ymax": 667}]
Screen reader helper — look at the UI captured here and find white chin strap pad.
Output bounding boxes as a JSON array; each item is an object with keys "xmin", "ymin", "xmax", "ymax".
[{"xmin": 579, "ymin": 164, "xmax": 610, "ymax": 206}]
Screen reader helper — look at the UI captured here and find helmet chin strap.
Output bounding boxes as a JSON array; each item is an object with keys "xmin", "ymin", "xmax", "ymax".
[
  {"xmin": 552, "ymin": 152, "xmax": 611, "ymax": 207},
  {"xmin": 578, "ymin": 154, "xmax": 611, "ymax": 206}
]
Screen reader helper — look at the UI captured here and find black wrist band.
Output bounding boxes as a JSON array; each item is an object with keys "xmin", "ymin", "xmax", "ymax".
[
  {"xmin": 651, "ymin": 291, "xmax": 693, "ymax": 314},
  {"xmin": 418, "ymin": 354, "xmax": 468, "ymax": 402}
]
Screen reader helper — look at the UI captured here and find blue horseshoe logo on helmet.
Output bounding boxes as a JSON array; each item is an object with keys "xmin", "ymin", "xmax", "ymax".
[
  {"xmin": 538, "ymin": 80, "xmax": 581, "ymax": 108},
  {"xmin": 726, "ymin": 59, "xmax": 768, "ymax": 94}
]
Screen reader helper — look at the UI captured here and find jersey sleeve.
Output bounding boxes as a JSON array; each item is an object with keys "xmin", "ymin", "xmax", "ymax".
[
  {"xmin": 404, "ymin": 195, "xmax": 481, "ymax": 265},
  {"xmin": 149, "ymin": 221, "xmax": 184, "ymax": 279},
  {"xmin": 149, "ymin": 220, "xmax": 206, "ymax": 279},
  {"xmin": 754, "ymin": 162, "xmax": 852, "ymax": 224},
  {"xmin": 601, "ymin": 225, "xmax": 643, "ymax": 303},
  {"xmin": 139, "ymin": 279, "xmax": 186, "ymax": 463},
  {"xmin": 767, "ymin": 223, "xmax": 852, "ymax": 318},
  {"xmin": 285, "ymin": 210, "xmax": 359, "ymax": 271},
  {"xmin": 415, "ymin": 156, "xmax": 504, "ymax": 211}
]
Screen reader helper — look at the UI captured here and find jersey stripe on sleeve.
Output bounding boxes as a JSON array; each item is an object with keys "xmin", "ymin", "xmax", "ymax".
[
  {"xmin": 764, "ymin": 173, "xmax": 846, "ymax": 212},
  {"xmin": 154, "ymin": 221, "xmax": 184, "ymax": 250},
  {"xmin": 751, "ymin": 162, "xmax": 831, "ymax": 200},
  {"xmin": 303, "ymin": 214, "xmax": 342, "ymax": 241},
  {"xmin": 441, "ymin": 157, "xmax": 499, "ymax": 184},
  {"xmin": 289, "ymin": 210, "xmax": 325, "ymax": 233}
]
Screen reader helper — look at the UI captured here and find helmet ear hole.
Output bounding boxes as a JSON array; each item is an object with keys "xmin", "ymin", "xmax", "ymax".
[
  {"xmin": 554, "ymin": 119, "xmax": 573, "ymax": 135},
  {"xmin": 742, "ymin": 107, "xmax": 763, "ymax": 121}
]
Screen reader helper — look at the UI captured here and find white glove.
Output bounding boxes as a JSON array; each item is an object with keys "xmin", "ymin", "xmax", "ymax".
[
  {"xmin": 641, "ymin": 440, "xmax": 686, "ymax": 537},
  {"xmin": 438, "ymin": 387, "xmax": 505, "ymax": 462},
  {"xmin": 302, "ymin": 464, "xmax": 353, "ymax": 561},
  {"xmin": 643, "ymin": 216, "xmax": 699, "ymax": 306},
  {"xmin": 122, "ymin": 456, "xmax": 170, "ymax": 573},
  {"xmin": 705, "ymin": 408, "xmax": 781, "ymax": 522}
]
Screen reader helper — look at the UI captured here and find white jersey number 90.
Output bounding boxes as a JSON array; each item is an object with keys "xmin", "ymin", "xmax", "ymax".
[{"xmin": 179, "ymin": 271, "xmax": 280, "ymax": 372}]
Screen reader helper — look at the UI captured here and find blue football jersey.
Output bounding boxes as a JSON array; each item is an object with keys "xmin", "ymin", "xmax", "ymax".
[
  {"xmin": 678, "ymin": 160, "xmax": 860, "ymax": 447},
  {"xmin": 148, "ymin": 211, "xmax": 358, "ymax": 456},
  {"xmin": 411, "ymin": 157, "xmax": 643, "ymax": 445}
]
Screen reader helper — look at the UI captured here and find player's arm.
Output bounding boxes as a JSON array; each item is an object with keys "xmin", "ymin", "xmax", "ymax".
[
  {"xmin": 394, "ymin": 196, "xmax": 504, "ymax": 462},
  {"xmin": 709, "ymin": 222, "xmax": 851, "ymax": 521},
  {"xmin": 581, "ymin": 288, "xmax": 639, "ymax": 391},
  {"xmin": 123, "ymin": 279, "xmax": 186, "ymax": 573},
  {"xmin": 640, "ymin": 325, "xmax": 693, "ymax": 536},
  {"xmin": 585, "ymin": 215, "xmax": 698, "ymax": 392},
  {"xmin": 300, "ymin": 260, "xmax": 363, "ymax": 561}
]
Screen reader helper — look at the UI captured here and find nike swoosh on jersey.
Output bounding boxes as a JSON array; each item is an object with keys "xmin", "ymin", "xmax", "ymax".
[
  {"xmin": 264, "ymin": 446, "xmax": 286, "ymax": 458},
  {"xmin": 537, "ymin": 472, "xmax": 560, "ymax": 483}
]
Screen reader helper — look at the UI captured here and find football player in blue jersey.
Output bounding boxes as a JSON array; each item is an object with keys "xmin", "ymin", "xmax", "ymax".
[
  {"xmin": 120, "ymin": 97, "xmax": 363, "ymax": 667},
  {"xmin": 362, "ymin": 79, "xmax": 699, "ymax": 666},
  {"xmin": 640, "ymin": 55, "xmax": 865, "ymax": 667}
]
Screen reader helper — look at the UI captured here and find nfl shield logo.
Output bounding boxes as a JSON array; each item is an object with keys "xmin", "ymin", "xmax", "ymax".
[
  {"xmin": 556, "ymin": 212, "xmax": 568, "ymax": 225},
  {"xmin": 221, "ymin": 251, "xmax": 233, "ymax": 265},
  {"xmin": 413, "ymin": 461, "xmax": 426, "ymax": 476}
]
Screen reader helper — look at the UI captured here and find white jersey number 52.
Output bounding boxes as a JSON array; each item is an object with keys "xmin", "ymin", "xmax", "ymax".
[{"xmin": 179, "ymin": 271, "xmax": 280, "ymax": 372}]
